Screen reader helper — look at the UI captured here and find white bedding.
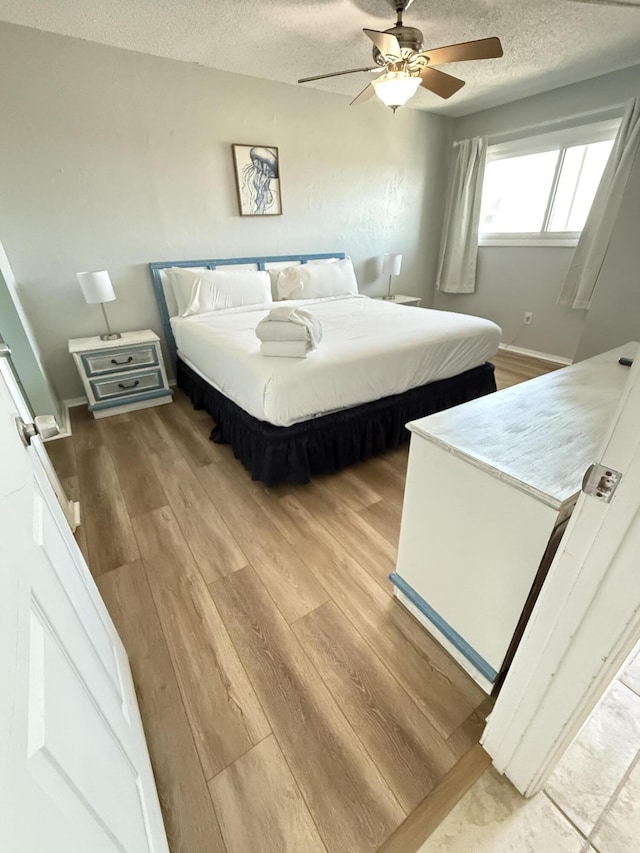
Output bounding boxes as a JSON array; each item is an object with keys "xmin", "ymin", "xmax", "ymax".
[{"xmin": 171, "ymin": 295, "xmax": 501, "ymax": 427}]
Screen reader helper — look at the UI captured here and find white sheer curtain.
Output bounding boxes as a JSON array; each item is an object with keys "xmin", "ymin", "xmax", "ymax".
[
  {"xmin": 559, "ymin": 97, "xmax": 640, "ymax": 310},
  {"xmin": 436, "ymin": 136, "xmax": 487, "ymax": 294}
]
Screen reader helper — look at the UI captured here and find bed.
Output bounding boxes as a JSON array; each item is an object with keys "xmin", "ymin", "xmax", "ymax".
[{"xmin": 149, "ymin": 253, "xmax": 500, "ymax": 484}]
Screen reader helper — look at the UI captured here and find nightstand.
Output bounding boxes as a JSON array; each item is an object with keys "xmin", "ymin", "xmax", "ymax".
[
  {"xmin": 377, "ymin": 294, "xmax": 422, "ymax": 307},
  {"xmin": 69, "ymin": 330, "xmax": 172, "ymax": 418}
]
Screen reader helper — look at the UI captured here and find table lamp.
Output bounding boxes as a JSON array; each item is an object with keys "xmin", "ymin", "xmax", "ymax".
[
  {"xmin": 381, "ymin": 253, "xmax": 402, "ymax": 300},
  {"xmin": 77, "ymin": 270, "xmax": 121, "ymax": 341}
]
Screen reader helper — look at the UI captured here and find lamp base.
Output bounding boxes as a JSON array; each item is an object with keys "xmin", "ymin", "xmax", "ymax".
[
  {"xmin": 381, "ymin": 294, "xmax": 396, "ymax": 301},
  {"xmin": 100, "ymin": 332, "xmax": 122, "ymax": 341}
]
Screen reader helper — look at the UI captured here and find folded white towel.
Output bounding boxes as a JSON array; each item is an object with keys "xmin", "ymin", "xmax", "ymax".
[
  {"xmin": 260, "ymin": 340, "xmax": 313, "ymax": 359},
  {"xmin": 255, "ymin": 306, "xmax": 323, "ymax": 348},
  {"xmin": 256, "ymin": 320, "xmax": 309, "ymax": 342}
]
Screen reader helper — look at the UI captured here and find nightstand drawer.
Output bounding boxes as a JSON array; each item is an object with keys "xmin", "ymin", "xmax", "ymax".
[
  {"xmin": 81, "ymin": 344, "xmax": 159, "ymax": 377},
  {"xmin": 89, "ymin": 368, "xmax": 164, "ymax": 402}
]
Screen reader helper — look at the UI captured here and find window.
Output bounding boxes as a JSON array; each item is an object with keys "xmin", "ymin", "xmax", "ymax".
[{"xmin": 479, "ymin": 119, "xmax": 619, "ymax": 246}]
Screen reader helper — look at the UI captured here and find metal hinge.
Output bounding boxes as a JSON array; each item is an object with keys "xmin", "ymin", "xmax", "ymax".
[
  {"xmin": 0, "ymin": 343, "xmax": 11, "ymax": 358},
  {"xmin": 582, "ymin": 463, "xmax": 622, "ymax": 503}
]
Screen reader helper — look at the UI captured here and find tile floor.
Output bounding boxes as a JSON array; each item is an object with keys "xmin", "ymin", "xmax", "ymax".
[{"xmin": 418, "ymin": 645, "xmax": 640, "ymax": 853}]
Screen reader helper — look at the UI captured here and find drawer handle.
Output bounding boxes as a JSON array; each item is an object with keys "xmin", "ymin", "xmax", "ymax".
[
  {"xmin": 111, "ymin": 356, "xmax": 134, "ymax": 365},
  {"xmin": 118, "ymin": 380, "xmax": 140, "ymax": 390}
]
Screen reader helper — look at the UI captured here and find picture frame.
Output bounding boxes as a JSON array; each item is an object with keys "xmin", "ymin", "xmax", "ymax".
[{"xmin": 232, "ymin": 144, "xmax": 282, "ymax": 216}]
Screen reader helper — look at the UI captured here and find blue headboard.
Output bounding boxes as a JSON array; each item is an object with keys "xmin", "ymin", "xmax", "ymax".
[{"xmin": 149, "ymin": 252, "xmax": 345, "ymax": 368}]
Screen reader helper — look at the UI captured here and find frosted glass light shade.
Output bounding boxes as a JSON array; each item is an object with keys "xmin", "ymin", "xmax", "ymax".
[
  {"xmin": 372, "ymin": 73, "xmax": 421, "ymax": 108},
  {"xmin": 77, "ymin": 270, "xmax": 116, "ymax": 304},
  {"xmin": 382, "ymin": 253, "xmax": 403, "ymax": 276}
]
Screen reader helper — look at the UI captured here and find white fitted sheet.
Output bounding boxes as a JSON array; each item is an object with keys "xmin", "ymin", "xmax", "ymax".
[{"xmin": 171, "ymin": 295, "xmax": 501, "ymax": 427}]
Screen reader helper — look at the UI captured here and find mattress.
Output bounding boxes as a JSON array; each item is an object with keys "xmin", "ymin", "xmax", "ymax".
[{"xmin": 171, "ymin": 295, "xmax": 501, "ymax": 427}]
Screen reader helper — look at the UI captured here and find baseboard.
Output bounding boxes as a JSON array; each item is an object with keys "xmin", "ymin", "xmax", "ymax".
[
  {"xmin": 58, "ymin": 384, "xmax": 175, "ymax": 435},
  {"xmin": 498, "ymin": 343, "xmax": 572, "ymax": 366},
  {"xmin": 44, "ymin": 398, "xmax": 82, "ymax": 441},
  {"xmin": 50, "ymin": 395, "xmax": 88, "ymax": 440}
]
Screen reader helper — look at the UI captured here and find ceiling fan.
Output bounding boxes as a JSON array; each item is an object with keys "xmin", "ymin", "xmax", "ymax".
[{"xmin": 297, "ymin": 0, "xmax": 503, "ymax": 111}]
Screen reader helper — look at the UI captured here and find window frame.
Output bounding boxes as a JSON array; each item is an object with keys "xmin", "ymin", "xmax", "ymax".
[{"xmin": 478, "ymin": 119, "xmax": 620, "ymax": 248}]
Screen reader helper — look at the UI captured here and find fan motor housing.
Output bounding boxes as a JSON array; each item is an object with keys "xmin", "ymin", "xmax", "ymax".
[{"xmin": 373, "ymin": 25, "xmax": 424, "ymax": 64}]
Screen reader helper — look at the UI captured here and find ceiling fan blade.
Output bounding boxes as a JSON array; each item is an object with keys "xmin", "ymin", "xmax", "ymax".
[
  {"xmin": 298, "ymin": 66, "xmax": 379, "ymax": 84},
  {"xmin": 422, "ymin": 37, "xmax": 503, "ymax": 67},
  {"xmin": 363, "ymin": 29, "xmax": 403, "ymax": 60},
  {"xmin": 350, "ymin": 83, "xmax": 376, "ymax": 106},
  {"xmin": 419, "ymin": 67, "xmax": 466, "ymax": 99}
]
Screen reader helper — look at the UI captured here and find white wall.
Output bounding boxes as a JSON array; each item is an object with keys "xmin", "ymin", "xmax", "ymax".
[
  {"xmin": 0, "ymin": 23, "xmax": 452, "ymax": 399},
  {"xmin": 435, "ymin": 64, "xmax": 640, "ymax": 361},
  {"xmin": 0, "ymin": 243, "xmax": 63, "ymax": 422}
]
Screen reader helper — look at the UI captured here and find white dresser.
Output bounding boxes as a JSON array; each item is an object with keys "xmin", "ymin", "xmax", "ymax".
[
  {"xmin": 392, "ymin": 343, "xmax": 636, "ymax": 693},
  {"xmin": 69, "ymin": 330, "xmax": 172, "ymax": 418}
]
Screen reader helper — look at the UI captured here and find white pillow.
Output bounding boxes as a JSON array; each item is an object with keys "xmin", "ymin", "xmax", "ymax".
[
  {"xmin": 275, "ymin": 258, "xmax": 359, "ymax": 301},
  {"xmin": 165, "ymin": 267, "xmax": 208, "ymax": 316},
  {"xmin": 183, "ymin": 269, "xmax": 272, "ymax": 315},
  {"xmin": 265, "ymin": 259, "xmax": 341, "ymax": 299},
  {"xmin": 266, "ymin": 262, "xmax": 301, "ymax": 300}
]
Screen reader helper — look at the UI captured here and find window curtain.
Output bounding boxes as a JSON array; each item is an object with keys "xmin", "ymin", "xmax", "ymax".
[
  {"xmin": 436, "ymin": 136, "xmax": 488, "ymax": 294},
  {"xmin": 559, "ymin": 97, "xmax": 640, "ymax": 310}
]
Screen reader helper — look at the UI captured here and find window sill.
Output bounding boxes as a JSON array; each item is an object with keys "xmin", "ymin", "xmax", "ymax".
[{"xmin": 479, "ymin": 236, "xmax": 579, "ymax": 248}]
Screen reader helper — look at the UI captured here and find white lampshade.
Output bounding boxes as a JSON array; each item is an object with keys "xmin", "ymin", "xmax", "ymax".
[
  {"xmin": 382, "ymin": 253, "xmax": 403, "ymax": 276},
  {"xmin": 372, "ymin": 73, "xmax": 421, "ymax": 108},
  {"xmin": 77, "ymin": 270, "xmax": 116, "ymax": 304}
]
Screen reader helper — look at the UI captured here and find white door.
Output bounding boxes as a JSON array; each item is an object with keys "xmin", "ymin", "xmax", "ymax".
[
  {"xmin": 0, "ymin": 354, "xmax": 168, "ymax": 852},
  {"xmin": 484, "ymin": 342, "xmax": 640, "ymax": 795}
]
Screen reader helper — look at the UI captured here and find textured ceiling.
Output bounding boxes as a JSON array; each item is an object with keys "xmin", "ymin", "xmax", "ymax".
[{"xmin": 0, "ymin": 0, "xmax": 639, "ymax": 115}]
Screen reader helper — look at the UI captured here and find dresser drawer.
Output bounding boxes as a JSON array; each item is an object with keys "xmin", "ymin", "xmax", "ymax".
[
  {"xmin": 81, "ymin": 344, "xmax": 159, "ymax": 377},
  {"xmin": 89, "ymin": 368, "xmax": 165, "ymax": 402}
]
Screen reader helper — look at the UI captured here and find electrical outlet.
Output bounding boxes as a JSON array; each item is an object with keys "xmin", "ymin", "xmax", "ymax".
[{"xmin": 523, "ymin": 311, "xmax": 533, "ymax": 325}]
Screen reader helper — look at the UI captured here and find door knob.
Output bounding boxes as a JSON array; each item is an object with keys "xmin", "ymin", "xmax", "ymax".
[{"xmin": 15, "ymin": 415, "xmax": 60, "ymax": 445}]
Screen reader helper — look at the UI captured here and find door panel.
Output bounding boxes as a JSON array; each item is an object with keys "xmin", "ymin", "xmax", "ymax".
[{"xmin": 0, "ymin": 356, "xmax": 168, "ymax": 852}]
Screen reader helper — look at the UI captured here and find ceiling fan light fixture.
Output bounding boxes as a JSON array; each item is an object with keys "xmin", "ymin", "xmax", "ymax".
[{"xmin": 371, "ymin": 71, "xmax": 421, "ymax": 110}]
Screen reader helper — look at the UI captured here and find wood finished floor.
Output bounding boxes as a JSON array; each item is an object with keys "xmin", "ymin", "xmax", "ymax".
[{"xmin": 46, "ymin": 350, "xmax": 559, "ymax": 853}]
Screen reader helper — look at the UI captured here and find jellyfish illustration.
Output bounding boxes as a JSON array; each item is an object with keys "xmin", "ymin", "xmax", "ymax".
[{"xmin": 241, "ymin": 147, "xmax": 280, "ymax": 214}]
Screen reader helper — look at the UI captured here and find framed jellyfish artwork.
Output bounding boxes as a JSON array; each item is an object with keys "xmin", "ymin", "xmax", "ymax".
[{"xmin": 232, "ymin": 144, "xmax": 282, "ymax": 216}]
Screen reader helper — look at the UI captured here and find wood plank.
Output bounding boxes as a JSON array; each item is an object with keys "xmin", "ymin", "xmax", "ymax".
[
  {"xmin": 378, "ymin": 744, "xmax": 492, "ymax": 853},
  {"xmin": 76, "ymin": 444, "xmax": 139, "ymax": 576},
  {"xmin": 129, "ymin": 407, "xmax": 181, "ymax": 459},
  {"xmin": 149, "ymin": 450, "xmax": 247, "ymax": 582},
  {"xmin": 133, "ymin": 506, "xmax": 270, "ymax": 779},
  {"xmin": 45, "ymin": 436, "xmax": 77, "ymax": 480},
  {"xmin": 446, "ymin": 696, "xmax": 495, "ymax": 759},
  {"xmin": 97, "ymin": 561, "xmax": 226, "ymax": 853},
  {"xmin": 319, "ymin": 466, "xmax": 382, "ymax": 512},
  {"xmin": 359, "ymin": 500, "xmax": 403, "ymax": 548},
  {"xmin": 492, "ymin": 350, "xmax": 562, "ymax": 391},
  {"xmin": 293, "ymin": 601, "xmax": 457, "ymax": 812},
  {"xmin": 385, "ymin": 444, "xmax": 410, "ymax": 477},
  {"xmin": 197, "ymin": 462, "xmax": 330, "ymax": 623},
  {"xmin": 385, "ymin": 595, "xmax": 487, "ymax": 711},
  {"xmin": 101, "ymin": 418, "xmax": 169, "ymax": 517},
  {"xmin": 282, "ymin": 480, "xmax": 397, "ymax": 592},
  {"xmin": 70, "ymin": 404, "xmax": 105, "ymax": 452},
  {"xmin": 268, "ymin": 493, "xmax": 482, "ymax": 738},
  {"xmin": 322, "ymin": 502, "xmax": 397, "ymax": 591},
  {"xmin": 155, "ymin": 400, "xmax": 224, "ymax": 468},
  {"xmin": 213, "ymin": 566, "xmax": 404, "ymax": 852},
  {"xmin": 346, "ymin": 456, "xmax": 406, "ymax": 510},
  {"xmin": 172, "ymin": 388, "xmax": 212, "ymax": 422},
  {"xmin": 209, "ymin": 735, "xmax": 327, "ymax": 853}
]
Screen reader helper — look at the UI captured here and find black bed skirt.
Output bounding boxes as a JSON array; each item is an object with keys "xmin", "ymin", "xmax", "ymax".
[{"xmin": 177, "ymin": 358, "xmax": 496, "ymax": 486}]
